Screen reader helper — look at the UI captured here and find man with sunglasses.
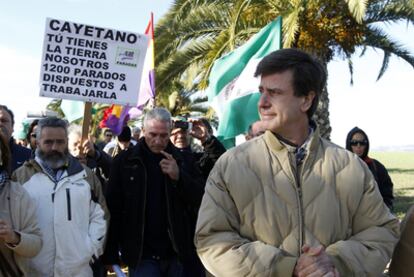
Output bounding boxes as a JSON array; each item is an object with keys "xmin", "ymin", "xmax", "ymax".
[
  {"xmin": 97, "ymin": 129, "xmax": 113, "ymax": 151},
  {"xmin": 346, "ymin": 127, "xmax": 394, "ymax": 210}
]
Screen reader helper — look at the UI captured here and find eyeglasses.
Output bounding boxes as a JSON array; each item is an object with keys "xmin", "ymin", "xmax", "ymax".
[
  {"xmin": 30, "ymin": 133, "xmax": 36, "ymax": 138},
  {"xmin": 350, "ymin": 140, "xmax": 367, "ymax": 146},
  {"xmin": 105, "ymin": 134, "xmax": 113, "ymax": 137}
]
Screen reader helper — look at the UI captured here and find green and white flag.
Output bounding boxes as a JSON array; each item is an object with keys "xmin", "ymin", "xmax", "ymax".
[
  {"xmin": 208, "ymin": 17, "xmax": 282, "ymax": 148},
  {"xmin": 61, "ymin": 100, "xmax": 84, "ymax": 123}
]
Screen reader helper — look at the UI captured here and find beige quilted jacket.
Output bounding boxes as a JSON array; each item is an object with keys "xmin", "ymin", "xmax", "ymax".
[{"xmin": 195, "ymin": 129, "xmax": 399, "ymax": 277}]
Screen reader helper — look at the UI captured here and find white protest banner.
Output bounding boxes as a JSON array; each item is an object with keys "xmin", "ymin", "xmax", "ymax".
[{"xmin": 39, "ymin": 18, "xmax": 149, "ymax": 106}]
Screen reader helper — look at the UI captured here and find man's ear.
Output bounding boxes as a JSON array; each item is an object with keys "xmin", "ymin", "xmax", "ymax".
[{"xmin": 301, "ymin": 91, "xmax": 316, "ymax": 113}]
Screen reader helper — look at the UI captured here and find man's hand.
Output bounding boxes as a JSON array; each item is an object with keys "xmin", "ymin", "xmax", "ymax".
[
  {"xmin": 293, "ymin": 245, "xmax": 339, "ymax": 277},
  {"xmin": 189, "ymin": 119, "xmax": 210, "ymax": 144},
  {"xmin": 82, "ymin": 137, "xmax": 96, "ymax": 158},
  {"xmin": 160, "ymin": 151, "xmax": 179, "ymax": 181},
  {"xmin": 0, "ymin": 219, "xmax": 20, "ymax": 245}
]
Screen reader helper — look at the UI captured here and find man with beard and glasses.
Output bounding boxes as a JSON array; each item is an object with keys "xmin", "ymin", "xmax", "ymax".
[{"xmin": 12, "ymin": 117, "xmax": 109, "ymax": 277}]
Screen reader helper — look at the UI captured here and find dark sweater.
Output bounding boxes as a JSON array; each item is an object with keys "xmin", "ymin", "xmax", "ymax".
[
  {"xmin": 9, "ymin": 139, "xmax": 31, "ymax": 173},
  {"xmin": 141, "ymin": 140, "xmax": 173, "ymax": 259}
]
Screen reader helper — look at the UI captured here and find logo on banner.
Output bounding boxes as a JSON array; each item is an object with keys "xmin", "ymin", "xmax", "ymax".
[{"xmin": 116, "ymin": 48, "xmax": 139, "ymax": 67}]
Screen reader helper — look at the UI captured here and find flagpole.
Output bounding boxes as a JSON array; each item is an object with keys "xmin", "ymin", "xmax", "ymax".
[{"xmin": 150, "ymin": 12, "xmax": 156, "ymax": 108}]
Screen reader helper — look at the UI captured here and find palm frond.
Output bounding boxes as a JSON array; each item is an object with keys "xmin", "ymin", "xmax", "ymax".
[
  {"xmin": 363, "ymin": 25, "xmax": 414, "ymax": 80},
  {"xmin": 346, "ymin": 54, "xmax": 354, "ymax": 85},
  {"xmin": 345, "ymin": 0, "xmax": 368, "ymax": 23},
  {"xmin": 366, "ymin": 0, "xmax": 414, "ymax": 23}
]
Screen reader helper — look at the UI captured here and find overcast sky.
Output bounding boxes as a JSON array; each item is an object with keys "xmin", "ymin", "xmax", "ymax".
[{"xmin": 0, "ymin": 0, "xmax": 413, "ymax": 149}]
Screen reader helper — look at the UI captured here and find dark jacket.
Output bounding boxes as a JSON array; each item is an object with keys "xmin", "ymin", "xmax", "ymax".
[
  {"xmin": 9, "ymin": 139, "xmax": 31, "ymax": 173},
  {"xmin": 86, "ymin": 147, "xmax": 112, "ymax": 194},
  {"xmin": 102, "ymin": 138, "xmax": 205, "ymax": 267},
  {"xmin": 346, "ymin": 127, "xmax": 394, "ymax": 209},
  {"xmin": 178, "ymin": 136, "xmax": 226, "ymax": 234},
  {"xmin": 193, "ymin": 136, "xmax": 226, "ymax": 179}
]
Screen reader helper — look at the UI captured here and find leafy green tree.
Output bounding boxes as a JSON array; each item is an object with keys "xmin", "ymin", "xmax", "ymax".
[
  {"xmin": 46, "ymin": 99, "xmax": 110, "ymax": 139},
  {"xmin": 155, "ymin": 0, "xmax": 414, "ymax": 138},
  {"xmin": 46, "ymin": 99, "xmax": 65, "ymax": 118}
]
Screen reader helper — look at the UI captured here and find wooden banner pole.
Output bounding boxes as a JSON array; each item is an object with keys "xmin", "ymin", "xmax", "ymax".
[{"xmin": 81, "ymin": 102, "xmax": 92, "ymax": 143}]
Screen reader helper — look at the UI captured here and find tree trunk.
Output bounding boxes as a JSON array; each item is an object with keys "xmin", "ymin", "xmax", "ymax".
[
  {"xmin": 314, "ymin": 86, "xmax": 331, "ymax": 140},
  {"xmin": 313, "ymin": 58, "xmax": 331, "ymax": 140}
]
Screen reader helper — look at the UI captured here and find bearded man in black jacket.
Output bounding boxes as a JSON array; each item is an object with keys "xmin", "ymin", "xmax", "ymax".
[{"xmin": 102, "ymin": 107, "xmax": 205, "ymax": 277}]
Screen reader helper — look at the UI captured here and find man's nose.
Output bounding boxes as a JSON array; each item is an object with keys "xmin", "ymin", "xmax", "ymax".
[
  {"xmin": 258, "ymin": 92, "xmax": 269, "ymax": 108},
  {"xmin": 51, "ymin": 142, "xmax": 60, "ymax": 150},
  {"xmin": 154, "ymin": 137, "xmax": 162, "ymax": 144}
]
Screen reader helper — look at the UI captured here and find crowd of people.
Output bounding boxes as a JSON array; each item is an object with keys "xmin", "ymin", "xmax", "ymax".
[{"xmin": 0, "ymin": 48, "xmax": 411, "ymax": 277}]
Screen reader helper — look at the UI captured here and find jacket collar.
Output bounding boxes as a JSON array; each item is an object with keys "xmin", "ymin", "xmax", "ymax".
[
  {"xmin": 26, "ymin": 154, "xmax": 84, "ymax": 177},
  {"xmin": 264, "ymin": 123, "xmax": 321, "ymax": 157},
  {"xmin": 127, "ymin": 137, "xmax": 182, "ymax": 163}
]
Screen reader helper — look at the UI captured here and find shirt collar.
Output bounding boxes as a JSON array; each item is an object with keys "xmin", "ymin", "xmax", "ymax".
[
  {"xmin": 35, "ymin": 156, "xmax": 67, "ymax": 183},
  {"xmin": 277, "ymin": 125, "xmax": 314, "ymax": 165}
]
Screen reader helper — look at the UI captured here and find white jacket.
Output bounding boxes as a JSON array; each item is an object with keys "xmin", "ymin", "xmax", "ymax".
[{"xmin": 13, "ymin": 157, "xmax": 109, "ymax": 277}]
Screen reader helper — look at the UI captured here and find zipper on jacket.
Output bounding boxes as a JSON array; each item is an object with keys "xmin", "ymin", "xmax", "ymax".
[
  {"xmin": 51, "ymin": 181, "xmax": 58, "ymax": 202},
  {"xmin": 66, "ymin": 188, "xmax": 72, "ymax": 221},
  {"xmin": 165, "ymin": 177, "xmax": 179, "ymax": 254},
  {"xmin": 291, "ymin": 153, "xmax": 305, "ymax": 257},
  {"xmin": 138, "ymin": 159, "xmax": 147, "ymax": 262},
  {"xmin": 296, "ymin": 182, "xmax": 304, "ymax": 255}
]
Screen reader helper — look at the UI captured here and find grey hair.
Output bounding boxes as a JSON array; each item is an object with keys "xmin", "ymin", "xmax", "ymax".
[
  {"xmin": 132, "ymin": 126, "xmax": 141, "ymax": 134},
  {"xmin": 36, "ymin": 117, "xmax": 68, "ymax": 141},
  {"xmin": 67, "ymin": 124, "xmax": 83, "ymax": 140},
  {"xmin": 143, "ymin": 107, "xmax": 172, "ymax": 129}
]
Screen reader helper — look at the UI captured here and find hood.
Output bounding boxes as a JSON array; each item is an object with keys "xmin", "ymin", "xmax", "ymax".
[{"xmin": 345, "ymin": 126, "xmax": 370, "ymax": 159}]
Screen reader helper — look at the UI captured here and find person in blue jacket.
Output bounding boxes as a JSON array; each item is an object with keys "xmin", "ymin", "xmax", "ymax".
[{"xmin": 0, "ymin": 105, "xmax": 31, "ymax": 172}]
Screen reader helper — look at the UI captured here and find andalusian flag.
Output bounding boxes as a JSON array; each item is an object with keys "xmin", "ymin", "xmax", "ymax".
[{"xmin": 208, "ymin": 17, "xmax": 282, "ymax": 148}]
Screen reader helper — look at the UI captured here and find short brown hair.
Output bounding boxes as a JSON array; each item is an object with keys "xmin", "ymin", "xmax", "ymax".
[{"xmin": 255, "ymin": 48, "xmax": 327, "ymax": 118}]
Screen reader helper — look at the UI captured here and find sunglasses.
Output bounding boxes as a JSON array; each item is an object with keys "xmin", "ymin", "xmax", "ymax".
[{"xmin": 350, "ymin": 140, "xmax": 367, "ymax": 146}]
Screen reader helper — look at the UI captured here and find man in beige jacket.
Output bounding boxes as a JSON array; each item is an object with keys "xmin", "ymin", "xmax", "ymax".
[
  {"xmin": 389, "ymin": 205, "xmax": 414, "ymax": 276},
  {"xmin": 195, "ymin": 48, "xmax": 399, "ymax": 277}
]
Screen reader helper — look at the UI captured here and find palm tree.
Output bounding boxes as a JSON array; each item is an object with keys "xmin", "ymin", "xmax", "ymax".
[
  {"xmin": 154, "ymin": 0, "xmax": 414, "ymax": 138},
  {"xmin": 157, "ymin": 62, "xmax": 210, "ymax": 117},
  {"xmin": 47, "ymin": 99, "xmax": 110, "ymax": 138},
  {"xmin": 46, "ymin": 99, "xmax": 65, "ymax": 118}
]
